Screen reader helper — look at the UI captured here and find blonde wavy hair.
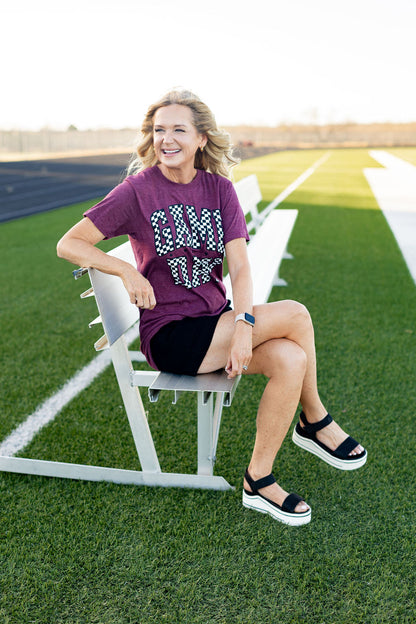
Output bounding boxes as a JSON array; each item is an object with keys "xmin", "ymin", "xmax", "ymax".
[{"xmin": 127, "ymin": 89, "xmax": 240, "ymax": 178}]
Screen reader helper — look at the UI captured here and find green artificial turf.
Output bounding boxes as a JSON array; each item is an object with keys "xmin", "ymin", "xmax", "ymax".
[{"xmin": 0, "ymin": 148, "xmax": 415, "ymax": 623}]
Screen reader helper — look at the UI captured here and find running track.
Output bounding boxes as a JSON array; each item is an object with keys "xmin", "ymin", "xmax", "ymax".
[
  {"xmin": 0, "ymin": 153, "xmax": 131, "ymax": 223},
  {"xmin": 0, "ymin": 147, "xmax": 273, "ymax": 223}
]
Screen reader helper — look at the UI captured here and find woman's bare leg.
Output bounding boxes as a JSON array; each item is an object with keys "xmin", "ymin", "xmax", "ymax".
[
  {"xmin": 247, "ymin": 301, "xmax": 364, "ymax": 455},
  {"xmin": 198, "ymin": 307, "xmax": 310, "ymax": 511},
  {"xmin": 241, "ymin": 337, "xmax": 309, "ymax": 511},
  {"xmin": 198, "ymin": 300, "xmax": 364, "ymax": 468}
]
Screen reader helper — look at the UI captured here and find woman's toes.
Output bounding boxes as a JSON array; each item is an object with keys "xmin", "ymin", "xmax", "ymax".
[
  {"xmin": 349, "ymin": 444, "xmax": 364, "ymax": 456},
  {"xmin": 296, "ymin": 501, "xmax": 310, "ymax": 512}
]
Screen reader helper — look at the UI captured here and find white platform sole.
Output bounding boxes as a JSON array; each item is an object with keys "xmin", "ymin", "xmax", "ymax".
[
  {"xmin": 242, "ymin": 491, "xmax": 311, "ymax": 527},
  {"xmin": 292, "ymin": 427, "xmax": 367, "ymax": 471}
]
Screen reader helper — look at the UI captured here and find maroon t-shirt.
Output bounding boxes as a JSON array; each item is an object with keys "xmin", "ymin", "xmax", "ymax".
[{"xmin": 84, "ymin": 166, "xmax": 249, "ymax": 368}]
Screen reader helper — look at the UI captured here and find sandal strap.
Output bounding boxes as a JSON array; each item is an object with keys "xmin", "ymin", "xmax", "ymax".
[
  {"xmin": 336, "ymin": 435, "xmax": 359, "ymax": 457},
  {"xmin": 281, "ymin": 492, "xmax": 304, "ymax": 513},
  {"xmin": 299, "ymin": 410, "xmax": 333, "ymax": 433},
  {"xmin": 244, "ymin": 470, "xmax": 276, "ymax": 494}
]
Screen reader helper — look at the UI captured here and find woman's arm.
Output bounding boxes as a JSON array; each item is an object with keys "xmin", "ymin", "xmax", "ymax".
[
  {"xmin": 224, "ymin": 238, "xmax": 254, "ymax": 377},
  {"xmin": 57, "ymin": 217, "xmax": 156, "ymax": 309}
]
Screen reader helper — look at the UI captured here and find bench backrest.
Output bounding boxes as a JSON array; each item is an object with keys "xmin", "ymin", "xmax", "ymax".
[
  {"xmin": 88, "ymin": 241, "xmax": 138, "ymax": 348},
  {"xmin": 233, "ymin": 174, "xmax": 262, "ymax": 233},
  {"xmin": 244, "ymin": 209, "xmax": 297, "ymax": 304}
]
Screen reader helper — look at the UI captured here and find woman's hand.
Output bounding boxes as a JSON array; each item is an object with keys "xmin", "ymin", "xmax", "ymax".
[
  {"xmin": 121, "ymin": 264, "xmax": 156, "ymax": 310},
  {"xmin": 225, "ymin": 322, "xmax": 253, "ymax": 378},
  {"xmin": 57, "ymin": 218, "xmax": 157, "ymax": 310}
]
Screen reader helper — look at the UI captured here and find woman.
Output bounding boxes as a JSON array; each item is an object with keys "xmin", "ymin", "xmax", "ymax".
[{"xmin": 57, "ymin": 89, "xmax": 366, "ymax": 526}]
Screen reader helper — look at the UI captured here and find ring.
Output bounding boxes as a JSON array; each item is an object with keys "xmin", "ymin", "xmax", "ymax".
[{"xmin": 242, "ymin": 365, "xmax": 248, "ymax": 371}]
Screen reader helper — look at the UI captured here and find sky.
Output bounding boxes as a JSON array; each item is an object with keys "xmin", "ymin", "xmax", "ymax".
[{"xmin": 2, "ymin": 0, "xmax": 416, "ymax": 131}]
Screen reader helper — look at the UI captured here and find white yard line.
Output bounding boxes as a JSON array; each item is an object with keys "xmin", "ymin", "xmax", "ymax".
[
  {"xmin": 0, "ymin": 152, "xmax": 331, "ymax": 457},
  {"xmin": 0, "ymin": 325, "xmax": 140, "ymax": 457},
  {"xmin": 364, "ymin": 150, "xmax": 416, "ymax": 285},
  {"xmin": 262, "ymin": 151, "xmax": 331, "ymax": 218}
]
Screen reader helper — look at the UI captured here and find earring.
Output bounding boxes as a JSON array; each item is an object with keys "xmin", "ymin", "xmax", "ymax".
[{"xmin": 200, "ymin": 145, "xmax": 204, "ymax": 152}]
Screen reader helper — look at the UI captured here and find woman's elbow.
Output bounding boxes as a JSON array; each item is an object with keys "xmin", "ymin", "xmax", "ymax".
[
  {"xmin": 56, "ymin": 236, "xmax": 67, "ymax": 259},
  {"xmin": 57, "ymin": 218, "xmax": 103, "ymax": 261},
  {"xmin": 56, "ymin": 234, "xmax": 75, "ymax": 261}
]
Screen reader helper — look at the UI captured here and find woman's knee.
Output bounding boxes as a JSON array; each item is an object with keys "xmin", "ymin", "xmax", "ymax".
[
  {"xmin": 281, "ymin": 339, "xmax": 307, "ymax": 377},
  {"xmin": 282, "ymin": 300, "xmax": 313, "ymax": 334},
  {"xmin": 286, "ymin": 299, "xmax": 312, "ymax": 322},
  {"xmin": 261, "ymin": 339, "xmax": 307, "ymax": 379}
]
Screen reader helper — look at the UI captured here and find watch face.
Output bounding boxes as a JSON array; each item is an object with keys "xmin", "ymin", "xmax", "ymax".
[{"xmin": 245, "ymin": 313, "xmax": 255, "ymax": 325}]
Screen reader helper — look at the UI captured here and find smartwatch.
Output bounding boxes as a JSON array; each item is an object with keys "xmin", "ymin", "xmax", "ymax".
[{"xmin": 234, "ymin": 312, "xmax": 255, "ymax": 327}]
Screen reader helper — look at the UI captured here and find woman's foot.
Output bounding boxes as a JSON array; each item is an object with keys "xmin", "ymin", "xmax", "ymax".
[
  {"xmin": 292, "ymin": 410, "xmax": 367, "ymax": 470},
  {"xmin": 243, "ymin": 469, "xmax": 311, "ymax": 526},
  {"xmin": 301, "ymin": 409, "xmax": 364, "ymax": 456},
  {"xmin": 244, "ymin": 472, "xmax": 309, "ymax": 512}
]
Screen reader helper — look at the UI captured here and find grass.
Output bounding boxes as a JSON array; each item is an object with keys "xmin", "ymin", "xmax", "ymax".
[
  {"xmin": 1, "ymin": 147, "xmax": 416, "ymax": 623},
  {"xmin": 387, "ymin": 146, "xmax": 416, "ymax": 165}
]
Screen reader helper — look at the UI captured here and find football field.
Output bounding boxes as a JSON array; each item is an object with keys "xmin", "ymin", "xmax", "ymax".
[{"xmin": 1, "ymin": 148, "xmax": 415, "ymax": 623}]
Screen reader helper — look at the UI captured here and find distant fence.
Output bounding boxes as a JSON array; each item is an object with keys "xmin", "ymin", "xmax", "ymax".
[
  {"xmin": 0, "ymin": 129, "xmax": 138, "ymax": 156},
  {"xmin": 1, "ymin": 122, "xmax": 415, "ymax": 157},
  {"xmin": 230, "ymin": 123, "xmax": 416, "ymax": 149}
]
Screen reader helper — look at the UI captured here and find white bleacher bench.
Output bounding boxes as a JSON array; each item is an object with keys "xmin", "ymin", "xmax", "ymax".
[
  {"xmin": 0, "ymin": 175, "xmax": 298, "ymax": 491},
  {"xmin": 233, "ymin": 174, "xmax": 295, "ymax": 289}
]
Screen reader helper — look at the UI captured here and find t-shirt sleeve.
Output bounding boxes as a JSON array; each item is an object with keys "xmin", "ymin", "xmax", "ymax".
[
  {"xmin": 220, "ymin": 178, "xmax": 250, "ymax": 245},
  {"xmin": 83, "ymin": 178, "xmax": 137, "ymax": 239}
]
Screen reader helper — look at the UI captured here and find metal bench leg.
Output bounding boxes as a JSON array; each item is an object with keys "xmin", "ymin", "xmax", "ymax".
[
  {"xmin": 197, "ymin": 392, "xmax": 214, "ymax": 476},
  {"xmin": 197, "ymin": 392, "xmax": 225, "ymax": 476},
  {"xmin": 110, "ymin": 337, "xmax": 161, "ymax": 474}
]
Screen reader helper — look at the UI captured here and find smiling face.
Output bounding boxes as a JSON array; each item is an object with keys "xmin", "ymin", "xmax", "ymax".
[{"xmin": 153, "ymin": 104, "xmax": 207, "ymax": 183}]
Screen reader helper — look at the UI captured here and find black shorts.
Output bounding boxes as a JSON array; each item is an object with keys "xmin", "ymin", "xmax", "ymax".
[{"xmin": 149, "ymin": 303, "xmax": 232, "ymax": 376}]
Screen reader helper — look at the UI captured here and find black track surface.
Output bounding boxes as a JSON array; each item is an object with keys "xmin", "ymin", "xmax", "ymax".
[{"xmin": 0, "ymin": 153, "xmax": 131, "ymax": 223}]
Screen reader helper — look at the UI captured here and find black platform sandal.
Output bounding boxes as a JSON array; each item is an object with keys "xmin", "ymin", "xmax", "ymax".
[
  {"xmin": 242, "ymin": 470, "xmax": 311, "ymax": 526},
  {"xmin": 292, "ymin": 411, "xmax": 367, "ymax": 470}
]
